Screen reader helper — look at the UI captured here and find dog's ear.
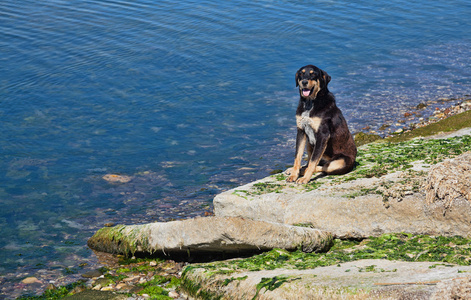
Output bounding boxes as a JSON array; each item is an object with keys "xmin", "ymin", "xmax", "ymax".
[
  {"xmin": 295, "ymin": 69, "xmax": 301, "ymax": 87},
  {"xmin": 321, "ymin": 70, "xmax": 331, "ymax": 88}
]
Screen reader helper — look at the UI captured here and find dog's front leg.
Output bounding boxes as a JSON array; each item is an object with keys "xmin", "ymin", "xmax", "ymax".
[
  {"xmin": 296, "ymin": 134, "xmax": 329, "ymax": 184},
  {"xmin": 287, "ymin": 129, "xmax": 306, "ymax": 182}
]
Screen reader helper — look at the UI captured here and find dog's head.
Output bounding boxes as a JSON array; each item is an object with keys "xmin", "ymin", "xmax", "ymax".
[{"xmin": 295, "ymin": 65, "xmax": 331, "ymax": 99}]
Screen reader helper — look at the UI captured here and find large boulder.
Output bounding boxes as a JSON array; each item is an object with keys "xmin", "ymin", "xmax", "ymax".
[
  {"xmin": 87, "ymin": 217, "xmax": 333, "ymax": 256},
  {"xmin": 214, "ymin": 171, "xmax": 471, "ymax": 239}
]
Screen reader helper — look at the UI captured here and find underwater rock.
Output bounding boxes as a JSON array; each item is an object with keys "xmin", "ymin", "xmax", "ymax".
[
  {"xmin": 102, "ymin": 174, "xmax": 132, "ymax": 183},
  {"xmin": 21, "ymin": 277, "xmax": 42, "ymax": 284}
]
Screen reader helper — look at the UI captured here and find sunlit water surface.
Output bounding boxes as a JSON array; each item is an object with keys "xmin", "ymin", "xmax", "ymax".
[{"xmin": 1, "ymin": 0, "xmax": 471, "ymax": 297}]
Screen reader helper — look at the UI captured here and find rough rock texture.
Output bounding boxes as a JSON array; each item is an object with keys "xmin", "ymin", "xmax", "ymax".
[
  {"xmin": 87, "ymin": 217, "xmax": 333, "ymax": 256},
  {"xmin": 432, "ymin": 276, "xmax": 471, "ymax": 300},
  {"xmin": 214, "ymin": 173, "xmax": 471, "ymax": 239},
  {"xmin": 425, "ymin": 151, "xmax": 471, "ymax": 210},
  {"xmin": 183, "ymin": 259, "xmax": 471, "ymax": 300}
]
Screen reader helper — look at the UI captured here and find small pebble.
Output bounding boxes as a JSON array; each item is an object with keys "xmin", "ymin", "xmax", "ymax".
[
  {"xmin": 81, "ymin": 269, "xmax": 103, "ymax": 278},
  {"xmin": 101, "ymin": 285, "xmax": 114, "ymax": 291},
  {"xmin": 169, "ymin": 291, "xmax": 180, "ymax": 298}
]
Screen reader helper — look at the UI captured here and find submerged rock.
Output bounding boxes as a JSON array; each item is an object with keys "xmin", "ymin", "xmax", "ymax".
[
  {"xmin": 21, "ymin": 277, "xmax": 42, "ymax": 284},
  {"xmin": 102, "ymin": 174, "xmax": 132, "ymax": 183}
]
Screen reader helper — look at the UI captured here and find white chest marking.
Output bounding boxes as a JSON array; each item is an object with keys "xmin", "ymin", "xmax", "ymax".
[{"xmin": 296, "ymin": 113, "xmax": 322, "ymax": 145}]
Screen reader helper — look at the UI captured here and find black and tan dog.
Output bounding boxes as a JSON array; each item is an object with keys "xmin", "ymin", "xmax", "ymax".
[{"xmin": 286, "ymin": 65, "xmax": 357, "ymax": 184}]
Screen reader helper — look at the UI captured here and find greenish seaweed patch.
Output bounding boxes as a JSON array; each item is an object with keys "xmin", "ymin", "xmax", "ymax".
[
  {"xmin": 251, "ymin": 182, "xmax": 285, "ymax": 194},
  {"xmin": 342, "ymin": 135, "xmax": 471, "ymax": 183},
  {"xmin": 181, "ymin": 273, "xmax": 223, "ymax": 300},
  {"xmin": 354, "ymin": 132, "xmax": 382, "ymax": 147},
  {"xmin": 17, "ymin": 281, "xmax": 86, "ymax": 299},
  {"xmin": 183, "ymin": 234, "xmax": 471, "ymax": 277},
  {"xmin": 222, "ymin": 275, "xmax": 248, "ymax": 286},
  {"xmin": 240, "ymin": 134, "xmax": 471, "ymax": 197},
  {"xmin": 386, "ymin": 110, "xmax": 471, "ymax": 143},
  {"xmin": 87, "ymin": 225, "xmax": 151, "ymax": 256},
  {"xmin": 252, "ymin": 276, "xmax": 290, "ymax": 300}
]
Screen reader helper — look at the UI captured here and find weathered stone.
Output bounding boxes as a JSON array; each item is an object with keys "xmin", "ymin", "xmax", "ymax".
[
  {"xmin": 214, "ymin": 172, "xmax": 471, "ymax": 239},
  {"xmin": 425, "ymin": 151, "xmax": 471, "ymax": 211},
  {"xmin": 182, "ymin": 259, "xmax": 471, "ymax": 300},
  {"xmin": 87, "ymin": 217, "xmax": 333, "ymax": 256},
  {"xmin": 432, "ymin": 276, "xmax": 471, "ymax": 300}
]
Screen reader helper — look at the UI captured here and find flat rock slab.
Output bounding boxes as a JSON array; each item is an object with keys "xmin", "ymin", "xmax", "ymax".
[
  {"xmin": 87, "ymin": 217, "xmax": 333, "ymax": 256},
  {"xmin": 183, "ymin": 259, "xmax": 471, "ymax": 299},
  {"xmin": 214, "ymin": 173, "xmax": 471, "ymax": 239}
]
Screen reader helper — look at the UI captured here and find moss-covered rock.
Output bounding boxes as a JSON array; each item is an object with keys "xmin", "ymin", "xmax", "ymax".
[{"xmin": 353, "ymin": 132, "xmax": 382, "ymax": 147}]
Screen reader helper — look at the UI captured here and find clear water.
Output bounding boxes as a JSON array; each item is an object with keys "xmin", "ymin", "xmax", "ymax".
[{"xmin": 1, "ymin": 0, "xmax": 471, "ymax": 296}]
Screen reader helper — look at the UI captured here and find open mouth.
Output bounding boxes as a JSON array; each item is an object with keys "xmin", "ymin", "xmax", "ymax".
[{"xmin": 302, "ymin": 88, "xmax": 311, "ymax": 97}]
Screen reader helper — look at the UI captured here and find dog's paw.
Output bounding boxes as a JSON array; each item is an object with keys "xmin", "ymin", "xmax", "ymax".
[
  {"xmin": 285, "ymin": 167, "xmax": 293, "ymax": 175},
  {"xmin": 296, "ymin": 176, "xmax": 311, "ymax": 184},
  {"xmin": 286, "ymin": 174, "xmax": 298, "ymax": 182}
]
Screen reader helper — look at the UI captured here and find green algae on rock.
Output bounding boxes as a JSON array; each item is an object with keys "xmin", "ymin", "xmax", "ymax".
[
  {"xmin": 87, "ymin": 224, "xmax": 151, "ymax": 255},
  {"xmin": 182, "ymin": 233, "xmax": 471, "ymax": 280},
  {"xmin": 386, "ymin": 109, "xmax": 471, "ymax": 142},
  {"xmin": 234, "ymin": 134, "xmax": 471, "ymax": 198},
  {"xmin": 353, "ymin": 132, "xmax": 382, "ymax": 147},
  {"xmin": 180, "ymin": 234, "xmax": 471, "ymax": 299}
]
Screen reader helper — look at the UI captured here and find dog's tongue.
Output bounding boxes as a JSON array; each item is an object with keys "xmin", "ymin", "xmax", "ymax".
[{"xmin": 302, "ymin": 89, "xmax": 310, "ymax": 97}]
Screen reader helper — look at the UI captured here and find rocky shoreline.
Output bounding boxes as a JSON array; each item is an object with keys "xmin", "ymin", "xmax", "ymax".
[{"xmin": 14, "ymin": 99, "xmax": 471, "ymax": 299}]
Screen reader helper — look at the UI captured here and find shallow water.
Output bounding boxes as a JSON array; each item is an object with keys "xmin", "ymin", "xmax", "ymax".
[{"xmin": 1, "ymin": 0, "xmax": 471, "ymax": 297}]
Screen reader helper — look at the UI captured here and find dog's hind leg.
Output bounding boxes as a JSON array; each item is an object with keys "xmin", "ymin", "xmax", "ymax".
[{"xmin": 320, "ymin": 156, "xmax": 354, "ymax": 175}]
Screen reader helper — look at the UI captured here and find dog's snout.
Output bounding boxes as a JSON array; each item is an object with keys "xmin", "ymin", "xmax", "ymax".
[{"xmin": 301, "ymin": 80, "xmax": 308, "ymax": 86}]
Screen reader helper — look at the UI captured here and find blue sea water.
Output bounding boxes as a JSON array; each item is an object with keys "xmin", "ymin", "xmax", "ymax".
[{"xmin": 1, "ymin": 0, "xmax": 471, "ymax": 296}]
